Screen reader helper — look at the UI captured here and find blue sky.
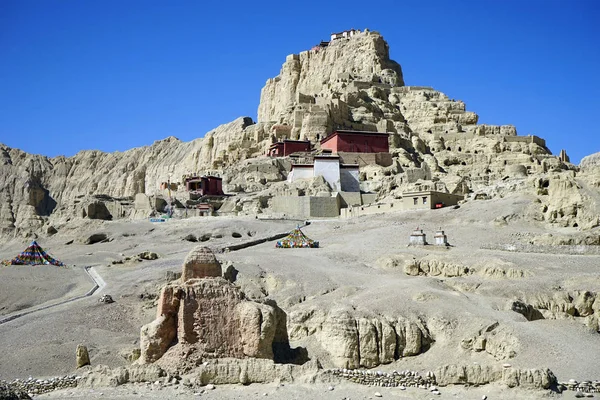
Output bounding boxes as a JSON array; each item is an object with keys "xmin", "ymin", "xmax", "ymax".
[{"xmin": 0, "ymin": 0, "xmax": 598, "ymax": 164}]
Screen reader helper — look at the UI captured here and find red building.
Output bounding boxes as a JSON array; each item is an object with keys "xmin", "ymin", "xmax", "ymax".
[
  {"xmin": 185, "ymin": 176, "xmax": 224, "ymax": 198},
  {"xmin": 320, "ymin": 130, "xmax": 389, "ymax": 153},
  {"xmin": 267, "ymin": 140, "xmax": 312, "ymax": 157}
]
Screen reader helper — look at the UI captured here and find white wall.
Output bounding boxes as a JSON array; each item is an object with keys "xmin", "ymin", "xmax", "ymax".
[
  {"xmin": 288, "ymin": 166, "xmax": 313, "ymax": 183},
  {"xmin": 314, "ymin": 158, "xmax": 341, "ymax": 191}
]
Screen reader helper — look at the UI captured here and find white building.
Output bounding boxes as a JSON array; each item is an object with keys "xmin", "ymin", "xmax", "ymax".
[
  {"xmin": 288, "ymin": 155, "xmax": 359, "ymax": 192},
  {"xmin": 330, "ymin": 29, "xmax": 361, "ymax": 41}
]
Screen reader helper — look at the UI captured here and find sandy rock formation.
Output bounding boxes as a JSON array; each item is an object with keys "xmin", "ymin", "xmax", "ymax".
[
  {"xmin": 2, "ymin": 29, "xmax": 598, "ymax": 238},
  {"xmin": 76, "ymin": 344, "xmax": 91, "ymax": 368},
  {"xmin": 78, "ymin": 364, "xmax": 167, "ymax": 388},
  {"xmin": 254, "ymin": 30, "xmax": 583, "ymax": 220},
  {"xmin": 460, "ymin": 322, "xmax": 519, "ymax": 360},
  {"xmin": 258, "ymin": 30, "xmax": 403, "ymax": 139},
  {"xmin": 434, "ymin": 365, "xmax": 556, "ymax": 389},
  {"xmin": 0, "ymin": 117, "xmax": 277, "ymax": 237},
  {"xmin": 139, "ymin": 246, "xmax": 289, "ymax": 373},
  {"xmin": 512, "ymin": 290, "xmax": 600, "ymax": 331},
  {"xmin": 180, "ymin": 358, "xmax": 319, "ymax": 385},
  {"xmin": 580, "ymin": 152, "xmax": 600, "ymax": 172},
  {"xmin": 378, "ymin": 254, "xmax": 529, "ymax": 279},
  {"xmin": 288, "ymin": 307, "xmax": 432, "ymax": 369}
]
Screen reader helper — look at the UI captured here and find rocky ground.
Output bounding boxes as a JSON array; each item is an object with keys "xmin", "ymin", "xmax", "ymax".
[
  {"xmin": 34, "ymin": 381, "xmax": 575, "ymax": 400},
  {"xmin": 1, "ymin": 192, "xmax": 599, "ymax": 398}
]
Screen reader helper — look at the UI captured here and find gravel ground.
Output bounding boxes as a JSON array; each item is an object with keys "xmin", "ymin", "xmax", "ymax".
[{"xmin": 1, "ymin": 196, "xmax": 599, "ymax": 398}]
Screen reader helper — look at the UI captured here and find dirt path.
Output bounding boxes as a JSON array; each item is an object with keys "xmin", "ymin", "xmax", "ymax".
[{"xmin": 0, "ymin": 266, "xmax": 104, "ymax": 325}]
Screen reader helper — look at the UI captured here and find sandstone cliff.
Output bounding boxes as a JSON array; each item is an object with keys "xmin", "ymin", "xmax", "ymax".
[
  {"xmin": 0, "ymin": 117, "xmax": 276, "ymax": 236},
  {"xmin": 0, "ymin": 29, "xmax": 598, "ymax": 238}
]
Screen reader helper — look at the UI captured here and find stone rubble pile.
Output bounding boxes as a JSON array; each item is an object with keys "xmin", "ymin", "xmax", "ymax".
[
  {"xmin": 3, "ymin": 371, "xmax": 600, "ymax": 396},
  {"xmin": 1, "ymin": 375, "xmax": 80, "ymax": 396},
  {"xmin": 325, "ymin": 368, "xmax": 436, "ymax": 389},
  {"xmin": 558, "ymin": 379, "xmax": 600, "ymax": 394}
]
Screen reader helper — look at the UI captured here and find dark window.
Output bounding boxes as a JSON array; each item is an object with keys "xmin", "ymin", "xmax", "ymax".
[
  {"xmin": 413, "ymin": 198, "xmax": 418, "ymax": 205},
  {"xmin": 423, "ymin": 197, "xmax": 427, "ymax": 204}
]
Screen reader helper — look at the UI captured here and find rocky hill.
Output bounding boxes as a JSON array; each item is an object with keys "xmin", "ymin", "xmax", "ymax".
[{"xmin": 0, "ymin": 29, "xmax": 598, "ymax": 238}]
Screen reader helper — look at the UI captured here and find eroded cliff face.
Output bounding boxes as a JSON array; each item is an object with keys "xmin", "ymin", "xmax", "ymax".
[
  {"xmin": 253, "ymin": 30, "xmax": 590, "ymax": 225},
  {"xmin": 0, "ymin": 117, "xmax": 275, "ymax": 236},
  {"xmin": 1, "ymin": 29, "xmax": 598, "ymax": 238},
  {"xmin": 288, "ymin": 307, "xmax": 432, "ymax": 369},
  {"xmin": 258, "ymin": 30, "xmax": 403, "ymax": 135}
]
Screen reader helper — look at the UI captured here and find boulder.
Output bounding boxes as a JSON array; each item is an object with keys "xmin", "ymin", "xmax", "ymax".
[
  {"xmin": 76, "ymin": 344, "xmax": 91, "ymax": 368},
  {"xmin": 138, "ymin": 251, "xmax": 159, "ymax": 260},
  {"xmin": 85, "ymin": 201, "xmax": 112, "ymax": 220},
  {"xmin": 83, "ymin": 233, "xmax": 109, "ymax": 245}
]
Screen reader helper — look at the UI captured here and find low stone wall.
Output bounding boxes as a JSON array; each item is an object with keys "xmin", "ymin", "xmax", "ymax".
[
  {"xmin": 338, "ymin": 152, "xmax": 393, "ymax": 167},
  {"xmin": 270, "ymin": 195, "xmax": 340, "ymax": 218},
  {"xmin": 338, "ymin": 191, "xmax": 362, "ymax": 208},
  {"xmin": 558, "ymin": 379, "xmax": 600, "ymax": 393},
  {"xmin": 504, "ymin": 134, "xmax": 546, "ymax": 147},
  {"xmin": 327, "ymin": 364, "xmax": 556, "ymax": 390},
  {"xmin": 3, "ymin": 365, "xmax": 599, "ymax": 395},
  {"xmin": 325, "ymin": 368, "xmax": 435, "ymax": 388},
  {"xmin": 481, "ymin": 243, "xmax": 600, "ymax": 255},
  {"xmin": 340, "ymin": 201, "xmax": 402, "ymax": 218},
  {"xmin": 1, "ymin": 376, "xmax": 79, "ymax": 396}
]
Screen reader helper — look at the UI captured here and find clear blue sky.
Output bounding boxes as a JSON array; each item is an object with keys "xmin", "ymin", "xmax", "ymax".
[{"xmin": 1, "ymin": 0, "xmax": 598, "ymax": 164}]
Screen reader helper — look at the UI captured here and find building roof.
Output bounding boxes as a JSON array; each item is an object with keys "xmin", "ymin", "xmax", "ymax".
[
  {"xmin": 320, "ymin": 130, "xmax": 390, "ymax": 144},
  {"xmin": 402, "ymin": 190, "xmax": 463, "ymax": 197},
  {"xmin": 290, "ymin": 164, "xmax": 314, "ymax": 168},
  {"xmin": 270, "ymin": 139, "xmax": 310, "ymax": 148},
  {"xmin": 185, "ymin": 175, "xmax": 222, "ymax": 182},
  {"xmin": 334, "ymin": 129, "xmax": 390, "ymax": 136},
  {"xmin": 314, "ymin": 154, "xmax": 340, "ymax": 159},
  {"xmin": 331, "ymin": 29, "xmax": 358, "ymax": 36},
  {"xmin": 283, "ymin": 139, "xmax": 311, "ymax": 144}
]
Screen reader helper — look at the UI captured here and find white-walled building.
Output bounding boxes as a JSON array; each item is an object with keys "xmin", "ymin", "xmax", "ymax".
[
  {"xmin": 330, "ymin": 29, "xmax": 361, "ymax": 41},
  {"xmin": 288, "ymin": 155, "xmax": 359, "ymax": 192}
]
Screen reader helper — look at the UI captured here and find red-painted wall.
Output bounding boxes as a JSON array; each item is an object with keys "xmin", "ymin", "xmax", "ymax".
[
  {"xmin": 283, "ymin": 141, "xmax": 311, "ymax": 156},
  {"xmin": 269, "ymin": 141, "xmax": 311, "ymax": 157},
  {"xmin": 206, "ymin": 177, "xmax": 223, "ymax": 195},
  {"xmin": 321, "ymin": 132, "xmax": 389, "ymax": 153},
  {"xmin": 268, "ymin": 143, "xmax": 284, "ymax": 157},
  {"xmin": 321, "ymin": 135, "xmax": 339, "ymax": 153},
  {"xmin": 186, "ymin": 177, "xmax": 223, "ymax": 195}
]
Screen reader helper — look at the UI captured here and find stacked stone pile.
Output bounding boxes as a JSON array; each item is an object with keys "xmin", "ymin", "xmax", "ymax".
[
  {"xmin": 1, "ymin": 375, "xmax": 80, "ymax": 396},
  {"xmin": 327, "ymin": 367, "xmax": 600, "ymax": 394},
  {"xmin": 558, "ymin": 379, "xmax": 600, "ymax": 394},
  {"xmin": 324, "ymin": 368, "xmax": 436, "ymax": 388}
]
